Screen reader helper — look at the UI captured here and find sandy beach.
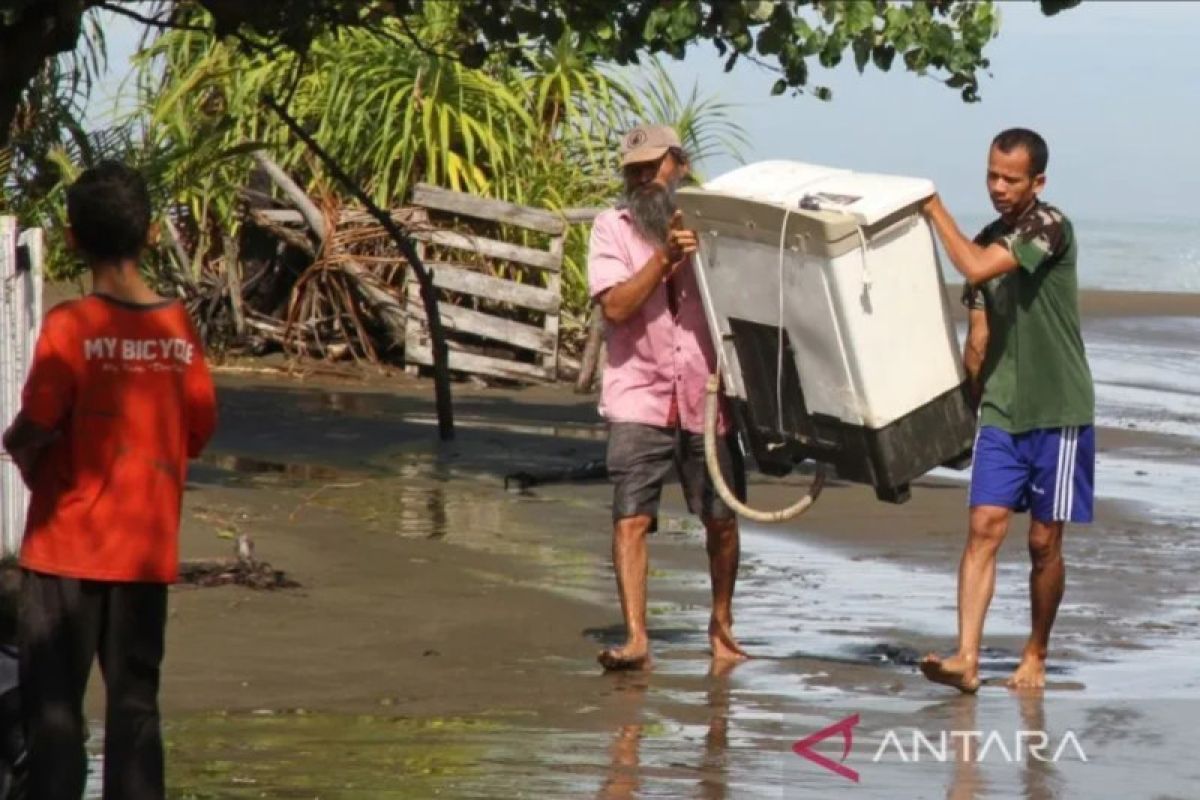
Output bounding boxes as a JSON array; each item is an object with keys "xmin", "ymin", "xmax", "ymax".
[{"xmin": 60, "ymin": 289, "xmax": 1199, "ymax": 798}]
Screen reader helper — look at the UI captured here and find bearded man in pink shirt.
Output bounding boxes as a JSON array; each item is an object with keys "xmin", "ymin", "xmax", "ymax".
[{"xmin": 588, "ymin": 124, "xmax": 747, "ymax": 671}]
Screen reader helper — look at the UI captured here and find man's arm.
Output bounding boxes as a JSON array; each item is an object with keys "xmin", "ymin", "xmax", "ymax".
[
  {"xmin": 2, "ymin": 412, "xmax": 59, "ymax": 488},
  {"xmin": 924, "ymin": 194, "xmax": 1020, "ymax": 285},
  {"xmin": 5, "ymin": 310, "xmax": 75, "ymax": 488},
  {"xmin": 597, "ymin": 211, "xmax": 697, "ymax": 325},
  {"xmin": 964, "ymin": 306, "xmax": 988, "ymax": 411},
  {"xmin": 598, "ymin": 250, "xmax": 672, "ymax": 325}
]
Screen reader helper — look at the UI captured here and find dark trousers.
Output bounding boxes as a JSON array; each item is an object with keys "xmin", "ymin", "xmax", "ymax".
[
  {"xmin": 0, "ymin": 651, "xmax": 23, "ymax": 800},
  {"xmin": 18, "ymin": 570, "xmax": 167, "ymax": 800}
]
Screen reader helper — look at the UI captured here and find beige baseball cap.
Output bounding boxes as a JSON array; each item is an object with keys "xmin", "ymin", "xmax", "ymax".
[{"xmin": 620, "ymin": 124, "xmax": 683, "ymax": 167}]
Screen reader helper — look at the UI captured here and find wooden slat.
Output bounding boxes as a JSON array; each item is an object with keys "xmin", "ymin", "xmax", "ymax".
[
  {"xmin": 410, "ymin": 228, "xmax": 561, "ymax": 272},
  {"xmin": 406, "ymin": 289, "xmax": 555, "ymax": 354},
  {"xmin": 402, "ymin": 237, "xmax": 426, "ymax": 378},
  {"xmin": 426, "ymin": 262, "xmax": 559, "ymax": 313},
  {"xmin": 403, "ymin": 313, "xmax": 424, "ymax": 377},
  {"xmin": 560, "ymin": 207, "xmax": 606, "ymax": 224},
  {"xmin": 412, "ymin": 184, "xmax": 565, "ymax": 236},
  {"xmin": 339, "ymin": 207, "xmax": 428, "ymax": 228},
  {"xmin": 406, "ymin": 343, "xmax": 553, "ymax": 382}
]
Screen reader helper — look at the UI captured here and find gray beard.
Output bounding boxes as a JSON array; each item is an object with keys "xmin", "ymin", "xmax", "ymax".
[{"xmin": 624, "ymin": 180, "xmax": 678, "ymax": 249}]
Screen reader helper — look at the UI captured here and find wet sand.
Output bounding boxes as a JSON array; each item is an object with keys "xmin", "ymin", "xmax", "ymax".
[{"xmin": 61, "ymin": 289, "xmax": 1200, "ymax": 798}]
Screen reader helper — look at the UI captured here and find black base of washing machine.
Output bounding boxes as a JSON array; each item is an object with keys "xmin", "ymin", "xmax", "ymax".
[{"xmin": 726, "ymin": 318, "xmax": 976, "ymax": 505}]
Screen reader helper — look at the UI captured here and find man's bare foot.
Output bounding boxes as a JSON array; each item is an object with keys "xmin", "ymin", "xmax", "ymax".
[
  {"xmin": 1006, "ymin": 651, "xmax": 1047, "ymax": 690},
  {"xmin": 598, "ymin": 643, "xmax": 651, "ymax": 672},
  {"xmin": 707, "ymin": 657, "xmax": 741, "ymax": 680},
  {"xmin": 920, "ymin": 653, "xmax": 981, "ymax": 694},
  {"xmin": 709, "ymin": 618, "xmax": 749, "ymax": 664}
]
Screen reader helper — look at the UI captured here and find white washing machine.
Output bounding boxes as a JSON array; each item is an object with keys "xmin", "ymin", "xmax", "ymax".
[{"xmin": 678, "ymin": 161, "xmax": 974, "ymax": 502}]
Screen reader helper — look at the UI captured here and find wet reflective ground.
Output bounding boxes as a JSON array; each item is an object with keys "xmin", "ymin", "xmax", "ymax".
[{"xmin": 68, "ymin": 316, "xmax": 1200, "ymax": 797}]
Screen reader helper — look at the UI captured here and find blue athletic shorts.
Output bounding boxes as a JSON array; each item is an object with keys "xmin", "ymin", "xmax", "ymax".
[{"xmin": 969, "ymin": 425, "xmax": 1095, "ymax": 523}]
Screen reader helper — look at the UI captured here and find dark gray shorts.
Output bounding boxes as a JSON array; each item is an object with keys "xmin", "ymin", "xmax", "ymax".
[{"xmin": 606, "ymin": 422, "xmax": 746, "ymax": 527}]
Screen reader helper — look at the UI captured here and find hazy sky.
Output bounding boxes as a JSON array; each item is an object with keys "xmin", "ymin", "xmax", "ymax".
[
  {"xmin": 92, "ymin": 2, "xmax": 1197, "ymax": 222},
  {"xmin": 648, "ymin": 1, "xmax": 1200, "ymax": 222}
]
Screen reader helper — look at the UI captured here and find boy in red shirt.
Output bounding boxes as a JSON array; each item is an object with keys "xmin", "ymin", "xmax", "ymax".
[{"xmin": 1, "ymin": 162, "xmax": 216, "ymax": 799}]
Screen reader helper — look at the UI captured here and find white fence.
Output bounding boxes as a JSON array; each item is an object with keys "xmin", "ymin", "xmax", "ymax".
[{"xmin": 0, "ymin": 217, "xmax": 43, "ymax": 558}]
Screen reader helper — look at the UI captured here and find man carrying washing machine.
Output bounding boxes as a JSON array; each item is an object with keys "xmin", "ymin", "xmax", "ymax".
[
  {"xmin": 587, "ymin": 124, "xmax": 747, "ymax": 671},
  {"xmin": 920, "ymin": 128, "xmax": 1095, "ymax": 692}
]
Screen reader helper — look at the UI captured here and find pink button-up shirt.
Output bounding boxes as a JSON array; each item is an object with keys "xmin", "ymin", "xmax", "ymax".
[{"xmin": 587, "ymin": 207, "xmax": 728, "ymax": 434}]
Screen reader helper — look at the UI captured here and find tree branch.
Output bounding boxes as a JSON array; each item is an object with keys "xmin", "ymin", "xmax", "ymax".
[
  {"xmin": 96, "ymin": 2, "xmax": 211, "ymax": 34},
  {"xmin": 395, "ymin": 15, "xmax": 462, "ymax": 63},
  {"xmin": 250, "ymin": 150, "xmax": 327, "ymax": 241},
  {"xmin": 97, "ymin": 1, "xmax": 277, "ymax": 56}
]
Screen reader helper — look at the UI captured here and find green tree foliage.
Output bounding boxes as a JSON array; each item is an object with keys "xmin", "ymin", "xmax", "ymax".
[
  {"xmin": 129, "ymin": 6, "xmax": 748, "ymax": 320},
  {"xmin": 2, "ymin": 1, "xmax": 1083, "ymax": 149},
  {"xmin": 0, "ymin": 0, "xmax": 1080, "ymax": 314}
]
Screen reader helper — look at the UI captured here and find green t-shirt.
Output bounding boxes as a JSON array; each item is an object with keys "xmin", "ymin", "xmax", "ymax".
[{"xmin": 962, "ymin": 201, "xmax": 1094, "ymax": 433}]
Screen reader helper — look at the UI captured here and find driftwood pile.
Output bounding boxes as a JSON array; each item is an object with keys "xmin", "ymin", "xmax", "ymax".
[
  {"xmin": 178, "ymin": 152, "xmax": 416, "ymax": 365},
  {"xmin": 175, "ymin": 152, "xmax": 605, "ymax": 388}
]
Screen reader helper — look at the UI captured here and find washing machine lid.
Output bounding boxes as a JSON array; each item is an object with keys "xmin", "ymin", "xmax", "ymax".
[{"xmin": 703, "ymin": 160, "xmax": 936, "ymax": 226}]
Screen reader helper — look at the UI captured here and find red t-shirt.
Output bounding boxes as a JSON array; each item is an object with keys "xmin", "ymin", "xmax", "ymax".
[{"xmin": 18, "ymin": 294, "xmax": 217, "ymax": 582}]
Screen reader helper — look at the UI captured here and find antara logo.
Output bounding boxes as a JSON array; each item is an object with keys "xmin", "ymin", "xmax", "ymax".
[
  {"xmin": 792, "ymin": 714, "xmax": 1089, "ymax": 782},
  {"xmin": 792, "ymin": 714, "xmax": 861, "ymax": 783}
]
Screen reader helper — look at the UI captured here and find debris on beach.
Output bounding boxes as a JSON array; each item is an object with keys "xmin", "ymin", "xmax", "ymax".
[
  {"xmin": 181, "ymin": 163, "xmax": 598, "ymax": 386},
  {"xmin": 178, "ymin": 534, "xmax": 300, "ymax": 590},
  {"xmin": 503, "ymin": 459, "xmax": 607, "ymax": 491}
]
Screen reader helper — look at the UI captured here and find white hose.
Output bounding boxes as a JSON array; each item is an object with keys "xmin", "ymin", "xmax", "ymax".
[{"xmin": 703, "ymin": 374, "xmax": 826, "ymax": 523}]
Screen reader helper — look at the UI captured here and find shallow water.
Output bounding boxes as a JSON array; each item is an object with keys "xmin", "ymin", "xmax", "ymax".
[
  {"xmin": 81, "ymin": 674, "xmax": 1200, "ymax": 798},
  {"xmin": 1087, "ymin": 316, "xmax": 1200, "ymax": 441},
  {"xmin": 76, "ymin": 310, "xmax": 1200, "ymax": 797}
]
